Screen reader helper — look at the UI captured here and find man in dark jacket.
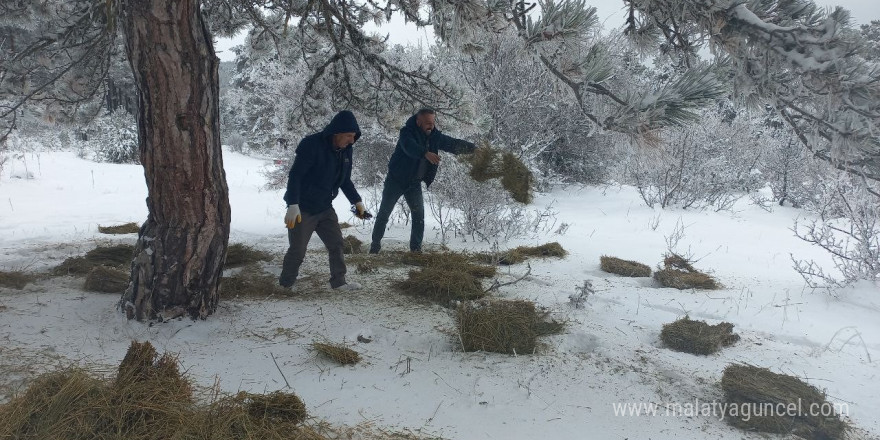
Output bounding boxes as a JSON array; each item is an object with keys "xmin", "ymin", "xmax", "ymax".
[
  {"xmin": 369, "ymin": 108, "xmax": 475, "ymax": 254},
  {"xmin": 280, "ymin": 110, "xmax": 371, "ymax": 290}
]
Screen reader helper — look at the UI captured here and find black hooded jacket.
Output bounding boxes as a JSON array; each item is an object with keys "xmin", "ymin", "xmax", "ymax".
[
  {"xmin": 387, "ymin": 114, "xmax": 476, "ymax": 187},
  {"xmin": 283, "ymin": 111, "xmax": 362, "ymax": 214}
]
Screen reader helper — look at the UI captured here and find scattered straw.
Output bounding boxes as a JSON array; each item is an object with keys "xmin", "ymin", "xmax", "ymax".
[
  {"xmin": 98, "ymin": 222, "xmax": 140, "ymax": 235},
  {"xmin": 53, "ymin": 244, "xmax": 134, "ymax": 276},
  {"xmin": 653, "ymin": 253, "xmax": 719, "ymax": 290},
  {"xmin": 600, "ymin": 256, "xmax": 651, "ymax": 277},
  {"xmin": 0, "ymin": 341, "xmax": 323, "ymax": 439},
  {"xmin": 393, "ymin": 268, "xmax": 485, "ymax": 306},
  {"xmin": 83, "ymin": 266, "xmax": 129, "ymax": 293},
  {"xmin": 357, "ymin": 261, "xmax": 378, "ymax": 274},
  {"xmin": 225, "ymin": 243, "xmax": 273, "ymax": 268},
  {"xmin": 457, "ymin": 300, "xmax": 539, "ymax": 354},
  {"xmin": 480, "ymin": 242, "xmax": 567, "ymax": 265},
  {"xmin": 399, "ymin": 251, "xmax": 496, "ymax": 278},
  {"xmin": 0, "ymin": 271, "xmax": 37, "ymax": 290},
  {"xmin": 721, "ymin": 364, "xmax": 848, "ymax": 439},
  {"xmin": 220, "ymin": 265, "xmax": 293, "ymax": 298},
  {"xmin": 311, "ymin": 342, "xmax": 361, "ymax": 365},
  {"xmin": 660, "ymin": 316, "xmax": 739, "ymax": 355},
  {"xmin": 343, "ymin": 235, "xmax": 363, "ymax": 254}
]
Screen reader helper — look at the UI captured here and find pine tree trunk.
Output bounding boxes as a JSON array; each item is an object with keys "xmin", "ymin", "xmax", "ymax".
[{"xmin": 119, "ymin": 0, "xmax": 230, "ymax": 321}]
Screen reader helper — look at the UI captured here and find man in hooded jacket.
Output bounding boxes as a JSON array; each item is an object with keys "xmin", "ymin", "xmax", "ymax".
[
  {"xmin": 369, "ymin": 108, "xmax": 476, "ymax": 254},
  {"xmin": 280, "ymin": 110, "xmax": 371, "ymax": 290}
]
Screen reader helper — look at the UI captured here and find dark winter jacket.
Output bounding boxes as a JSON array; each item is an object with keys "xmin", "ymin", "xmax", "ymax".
[
  {"xmin": 387, "ymin": 114, "xmax": 476, "ymax": 187},
  {"xmin": 283, "ymin": 111, "xmax": 362, "ymax": 214}
]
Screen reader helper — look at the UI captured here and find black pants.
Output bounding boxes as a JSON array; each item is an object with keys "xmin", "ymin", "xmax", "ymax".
[
  {"xmin": 279, "ymin": 208, "xmax": 347, "ymax": 288},
  {"xmin": 370, "ymin": 177, "xmax": 424, "ymax": 252}
]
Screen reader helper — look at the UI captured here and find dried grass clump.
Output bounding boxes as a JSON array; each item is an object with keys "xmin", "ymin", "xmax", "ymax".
[
  {"xmin": 721, "ymin": 364, "xmax": 848, "ymax": 439},
  {"xmin": 600, "ymin": 256, "xmax": 651, "ymax": 277},
  {"xmin": 457, "ymin": 300, "xmax": 540, "ymax": 354},
  {"xmin": 0, "ymin": 270, "xmax": 37, "ymax": 289},
  {"xmin": 653, "ymin": 253, "xmax": 719, "ymax": 290},
  {"xmin": 311, "ymin": 342, "xmax": 361, "ymax": 365},
  {"xmin": 220, "ymin": 265, "xmax": 293, "ymax": 298},
  {"xmin": 98, "ymin": 222, "xmax": 140, "ymax": 235},
  {"xmin": 480, "ymin": 242, "xmax": 567, "ymax": 265},
  {"xmin": 343, "ymin": 235, "xmax": 363, "ymax": 254},
  {"xmin": 393, "ymin": 267, "xmax": 485, "ymax": 306},
  {"xmin": 83, "ymin": 266, "xmax": 129, "ymax": 293},
  {"xmin": 0, "ymin": 341, "xmax": 320, "ymax": 440},
  {"xmin": 53, "ymin": 244, "xmax": 134, "ymax": 276},
  {"xmin": 660, "ymin": 316, "xmax": 740, "ymax": 355},
  {"xmin": 356, "ymin": 261, "xmax": 378, "ymax": 274},
  {"xmin": 399, "ymin": 251, "xmax": 496, "ymax": 278},
  {"xmin": 225, "ymin": 243, "xmax": 273, "ymax": 268},
  {"xmin": 462, "ymin": 145, "xmax": 533, "ymax": 204},
  {"xmin": 339, "ymin": 222, "xmax": 353, "ymax": 229}
]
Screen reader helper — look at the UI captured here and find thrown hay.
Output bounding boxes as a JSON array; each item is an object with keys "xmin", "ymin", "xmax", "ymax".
[
  {"xmin": 98, "ymin": 222, "xmax": 140, "ymax": 235},
  {"xmin": 480, "ymin": 242, "xmax": 567, "ymax": 265},
  {"xmin": 311, "ymin": 342, "xmax": 361, "ymax": 365},
  {"xmin": 393, "ymin": 267, "xmax": 485, "ymax": 306},
  {"xmin": 220, "ymin": 265, "xmax": 292, "ymax": 298},
  {"xmin": 225, "ymin": 243, "xmax": 273, "ymax": 268},
  {"xmin": 461, "ymin": 144, "xmax": 533, "ymax": 204},
  {"xmin": 399, "ymin": 251, "xmax": 496, "ymax": 278},
  {"xmin": 721, "ymin": 364, "xmax": 848, "ymax": 439},
  {"xmin": 457, "ymin": 299, "xmax": 539, "ymax": 354},
  {"xmin": 600, "ymin": 256, "xmax": 651, "ymax": 277},
  {"xmin": 53, "ymin": 244, "xmax": 134, "ymax": 276},
  {"xmin": 83, "ymin": 266, "xmax": 129, "ymax": 293},
  {"xmin": 0, "ymin": 340, "xmax": 321, "ymax": 440},
  {"xmin": 343, "ymin": 235, "xmax": 363, "ymax": 254},
  {"xmin": 0, "ymin": 270, "xmax": 37, "ymax": 289},
  {"xmin": 660, "ymin": 316, "xmax": 740, "ymax": 355},
  {"xmin": 235, "ymin": 391, "xmax": 308, "ymax": 425},
  {"xmin": 654, "ymin": 253, "xmax": 719, "ymax": 290}
]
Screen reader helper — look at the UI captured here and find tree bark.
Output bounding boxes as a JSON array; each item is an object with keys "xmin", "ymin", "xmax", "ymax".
[{"xmin": 119, "ymin": 0, "xmax": 230, "ymax": 321}]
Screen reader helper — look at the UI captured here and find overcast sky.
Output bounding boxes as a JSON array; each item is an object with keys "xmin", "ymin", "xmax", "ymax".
[{"xmin": 214, "ymin": 0, "xmax": 880, "ymax": 61}]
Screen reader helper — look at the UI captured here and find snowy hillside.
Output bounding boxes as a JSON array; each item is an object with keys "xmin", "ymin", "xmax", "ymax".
[{"xmin": 0, "ymin": 150, "xmax": 878, "ymax": 439}]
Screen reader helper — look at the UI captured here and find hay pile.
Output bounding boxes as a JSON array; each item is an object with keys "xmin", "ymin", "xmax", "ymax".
[
  {"xmin": 399, "ymin": 251, "xmax": 496, "ymax": 278},
  {"xmin": 98, "ymin": 222, "xmax": 140, "ymax": 235},
  {"xmin": 83, "ymin": 266, "xmax": 130, "ymax": 293},
  {"xmin": 311, "ymin": 342, "xmax": 361, "ymax": 365},
  {"xmin": 462, "ymin": 145, "xmax": 533, "ymax": 204},
  {"xmin": 660, "ymin": 316, "xmax": 740, "ymax": 355},
  {"xmin": 0, "ymin": 270, "xmax": 36, "ymax": 289},
  {"xmin": 600, "ymin": 256, "xmax": 651, "ymax": 277},
  {"xmin": 653, "ymin": 254, "xmax": 719, "ymax": 290},
  {"xmin": 53, "ymin": 244, "xmax": 134, "ymax": 276},
  {"xmin": 0, "ymin": 341, "xmax": 320, "ymax": 440},
  {"xmin": 721, "ymin": 364, "xmax": 848, "ymax": 439},
  {"xmin": 393, "ymin": 267, "xmax": 485, "ymax": 306},
  {"xmin": 457, "ymin": 299, "xmax": 547, "ymax": 354},
  {"xmin": 480, "ymin": 242, "xmax": 567, "ymax": 265},
  {"xmin": 225, "ymin": 243, "xmax": 273, "ymax": 268},
  {"xmin": 343, "ymin": 235, "xmax": 363, "ymax": 254},
  {"xmin": 220, "ymin": 265, "xmax": 293, "ymax": 298}
]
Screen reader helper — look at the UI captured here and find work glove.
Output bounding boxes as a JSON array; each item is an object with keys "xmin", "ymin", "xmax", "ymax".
[
  {"xmin": 285, "ymin": 204, "xmax": 302, "ymax": 229},
  {"xmin": 352, "ymin": 201, "xmax": 373, "ymax": 220}
]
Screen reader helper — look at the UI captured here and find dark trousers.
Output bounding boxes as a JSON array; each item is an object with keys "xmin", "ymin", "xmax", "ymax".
[
  {"xmin": 370, "ymin": 177, "xmax": 424, "ymax": 252},
  {"xmin": 279, "ymin": 208, "xmax": 347, "ymax": 288}
]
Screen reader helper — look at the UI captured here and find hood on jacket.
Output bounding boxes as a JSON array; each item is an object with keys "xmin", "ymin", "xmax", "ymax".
[{"xmin": 323, "ymin": 110, "xmax": 362, "ymax": 144}]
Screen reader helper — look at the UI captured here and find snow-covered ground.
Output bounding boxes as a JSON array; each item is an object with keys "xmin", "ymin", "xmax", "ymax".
[{"xmin": 1, "ymin": 150, "xmax": 878, "ymax": 439}]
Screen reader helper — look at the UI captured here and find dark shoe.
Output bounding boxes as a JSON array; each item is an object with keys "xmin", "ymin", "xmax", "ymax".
[{"xmin": 368, "ymin": 243, "xmax": 380, "ymax": 254}]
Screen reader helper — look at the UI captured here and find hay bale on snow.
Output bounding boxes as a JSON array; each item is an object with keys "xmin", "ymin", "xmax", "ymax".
[
  {"xmin": 53, "ymin": 244, "xmax": 134, "ymax": 276},
  {"xmin": 312, "ymin": 342, "xmax": 361, "ymax": 365},
  {"xmin": 225, "ymin": 243, "xmax": 273, "ymax": 268},
  {"xmin": 0, "ymin": 270, "xmax": 37, "ymax": 289},
  {"xmin": 399, "ymin": 251, "xmax": 496, "ymax": 278},
  {"xmin": 393, "ymin": 267, "xmax": 485, "ymax": 306},
  {"xmin": 342, "ymin": 235, "xmax": 362, "ymax": 254},
  {"xmin": 98, "ymin": 222, "xmax": 140, "ymax": 235},
  {"xmin": 84, "ymin": 266, "xmax": 130, "ymax": 293},
  {"xmin": 236, "ymin": 391, "xmax": 307, "ymax": 425},
  {"xmin": 653, "ymin": 253, "xmax": 719, "ymax": 290},
  {"xmin": 660, "ymin": 316, "xmax": 739, "ymax": 355},
  {"xmin": 600, "ymin": 256, "xmax": 651, "ymax": 277},
  {"xmin": 457, "ymin": 299, "xmax": 540, "ymax": 354},
  {"xmin": 721, "ymin": 364, "xmax": 848, "ymax": 439}
]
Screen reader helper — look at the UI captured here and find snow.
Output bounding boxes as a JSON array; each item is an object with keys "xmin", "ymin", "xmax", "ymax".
[{"xmin": 1, "ymin": 149, "xmax": 879, "ymax": 439}]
